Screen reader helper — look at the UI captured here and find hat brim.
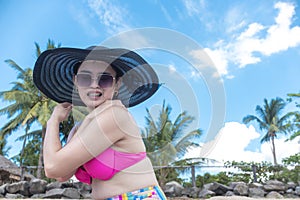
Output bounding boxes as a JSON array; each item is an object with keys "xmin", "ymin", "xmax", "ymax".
[{"xmin": 33, "ymin": 46, "xmax": 159, "ymax": 107}]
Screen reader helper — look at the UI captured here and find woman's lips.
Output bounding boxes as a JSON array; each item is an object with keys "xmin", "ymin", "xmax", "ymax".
[{"xmin": 87, "ymin": 91, "xmax": 102, "ymax": 98}]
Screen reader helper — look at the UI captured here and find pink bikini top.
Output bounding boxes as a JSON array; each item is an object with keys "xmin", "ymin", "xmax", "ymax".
[
  {"xmin": 74, "ymin": 148, "xmax": 146, "ymax": 184},
  {"xmin": 67, "ymin": 109, "xmax": 146, "ymax": 185}
]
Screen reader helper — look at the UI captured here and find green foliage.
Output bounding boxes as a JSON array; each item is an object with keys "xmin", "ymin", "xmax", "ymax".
[
  {"xmin": 0, "ymin": 134, "xmax": 11, "ymax": 156},
  {"xmin": 0, "ymin": 40, "xmax": 70, "ymax": 178},
  {"xmin": 11, "ymin": 133, "xmax": 40, "ymax": 167},
  {"xmin": 142, "ymin": 100, "xmax": 202, "ymax": 186},
  {"xmin": 282, "ymin": 152, "xmax": 300, "ymax": 165},
  {"xmin": 192, "ymin": 154, "xmax": 300, "ymax": 188},
  {"xmin": 243, "ymin": 97, "xmax": 294, "ymax": 165},
  {"xmin": 286, "ymin": 92, "xmax": 300, "ymax": 141}
]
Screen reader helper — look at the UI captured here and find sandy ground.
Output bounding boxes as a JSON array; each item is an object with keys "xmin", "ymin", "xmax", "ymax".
[
  {"xmin": 208, "ymin": 197, "xmax": 300, "ymax": 200},
  {"xmin": 1, "ymin": 197, "xmax": 300, "ymax": 200},
  {"xmin": 3, "ymin": 198, "xmax": 299, "ymax": 200},
  {"xmin": 169, "ymin": 197, "xmax": 300, "ymax": 200}
]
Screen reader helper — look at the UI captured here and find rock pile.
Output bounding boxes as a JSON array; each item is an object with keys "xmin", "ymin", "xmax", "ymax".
[
  {"xmin": 164, "ymin": 180, "xmax": 300, "ymax": 199},
  {"xmin": 0, "ymin": 179, "xmax": 92, "ymax": 199},
  {"xmin": 0, "ymin": 179, "xmax": 300, "ymax": 199}
]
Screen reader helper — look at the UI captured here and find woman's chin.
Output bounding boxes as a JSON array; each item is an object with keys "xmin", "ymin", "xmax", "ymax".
[{"xmin": 85, "ymin": 100, "xmax": 105, "ymax": 110}]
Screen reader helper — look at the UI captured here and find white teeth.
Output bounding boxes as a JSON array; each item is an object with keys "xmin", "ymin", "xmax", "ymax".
[{"xmin": 88, "ymin": 92, "xmax": 102, "ymax": 97}]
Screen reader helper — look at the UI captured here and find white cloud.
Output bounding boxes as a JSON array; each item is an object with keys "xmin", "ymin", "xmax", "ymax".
[
  {"xmin": 168, "ymin": 64, "xmax": 177, "ymax": 74},
  {"xmin": 181, "ymin": 0, "xmax": 205, "ymax": 17},
  {"xmin": 70, "ymin": 8, "xmax": 100, "ymax": 37},
  {"xmin": 199, "ymin": 122, "xmax": 264, "ymax": 162},
  {"xmin": 203, "ymin": 47, "xmax": 229, "ymax": 77},
  {"xmin": 186, "ymin": 122, "xmax": 300, "ymax": 165},
  {"xmin": 203, "ymin": 1, "xmax": 300, "ymax": 77},
  {"xmin": 261, "ymin": 137, "xmax": 300, "ymax": 163},
  {"xmin": 87, "ymin": 0, "xmax": 131, "ymax": 34}
]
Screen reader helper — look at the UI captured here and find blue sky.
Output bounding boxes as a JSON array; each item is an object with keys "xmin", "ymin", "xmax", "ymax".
[{"xmin": 0, "ymin": 0, "xmax": 299, "ymax": 164}]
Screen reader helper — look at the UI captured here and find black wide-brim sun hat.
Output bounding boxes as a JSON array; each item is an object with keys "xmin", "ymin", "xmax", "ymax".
[{"xmin": 33, "ymin": 46, "xmax": 159, "ymax": 107}]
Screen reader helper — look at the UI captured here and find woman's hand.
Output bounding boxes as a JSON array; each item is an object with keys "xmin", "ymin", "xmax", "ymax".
[{"xmin": 49, "ymin": 102, "xmax": 73, "ymax": 123}]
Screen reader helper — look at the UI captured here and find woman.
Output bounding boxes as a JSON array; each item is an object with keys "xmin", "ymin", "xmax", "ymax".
[{"xmin": 33, "ymin": 46, "xmax": 167, "ymax": 199}]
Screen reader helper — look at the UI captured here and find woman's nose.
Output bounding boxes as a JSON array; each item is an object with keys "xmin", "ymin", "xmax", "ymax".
[{"xmin": 90, "ymin": 78, "xmax": 100, "ymax": 88}]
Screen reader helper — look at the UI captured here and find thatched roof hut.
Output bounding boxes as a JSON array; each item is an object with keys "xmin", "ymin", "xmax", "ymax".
[{"xmin": 0, "ymin": 155, "xmax": 35, "ymax": 184}]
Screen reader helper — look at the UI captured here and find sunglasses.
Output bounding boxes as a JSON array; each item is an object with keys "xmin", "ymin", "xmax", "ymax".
[{"xmin": 75, "ymin": 73, "xmax": 115, "ymax": 88}]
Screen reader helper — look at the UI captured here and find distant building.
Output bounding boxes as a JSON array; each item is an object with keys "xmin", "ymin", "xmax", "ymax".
[{"xmin": 0, "ymin": 155, "xmax": 34, "ymax": 184}]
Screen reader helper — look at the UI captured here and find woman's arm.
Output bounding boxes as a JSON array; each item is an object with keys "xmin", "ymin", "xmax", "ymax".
[
  {"xmin": 55, "ymin": 170, "xmax": 76, "ymax": 182},
  {"xmin": 43, "ymin": 103, "xmax": 129, "ymax": 178}
]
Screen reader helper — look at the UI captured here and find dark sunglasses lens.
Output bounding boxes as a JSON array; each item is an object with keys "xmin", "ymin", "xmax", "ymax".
[
  {"xmin": 77, "ymin": 74, "xmax": 92, "ymax": 87},
  {"xmin": 98, "ymin": 75, "xmax": 113, "ymax": 88}
]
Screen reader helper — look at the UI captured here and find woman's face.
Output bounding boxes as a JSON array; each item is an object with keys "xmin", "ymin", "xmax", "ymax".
[{"xmin": 75, "ymin": 60, "xmax": 120, "ymax": 109}]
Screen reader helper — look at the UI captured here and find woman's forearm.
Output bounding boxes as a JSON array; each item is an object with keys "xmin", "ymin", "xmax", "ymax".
[{"xmin": 43, "ymin": 118, "xmax": 62, "ymax": 178}]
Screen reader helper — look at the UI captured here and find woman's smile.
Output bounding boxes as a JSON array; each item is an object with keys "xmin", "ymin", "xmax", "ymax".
[{"xmin": 87, "ymin": 90, "xmax": 103, "ymax": 99}]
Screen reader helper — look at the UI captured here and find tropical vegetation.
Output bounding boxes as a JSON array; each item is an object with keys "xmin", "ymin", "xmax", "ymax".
[
  {"xmin": 141, "ymin": 100, "xmax": 204, "ymax": 186},
  {"xmin": 242, "ymin": 97, "xmax": 295, "ymax": 165},
  {"xmin": 0, "ymin": 40, "xmax": 299, "ymax": 186},
  {"xmin": 0, "ymin": 40, "xmax": 77, "ymax": 178}
]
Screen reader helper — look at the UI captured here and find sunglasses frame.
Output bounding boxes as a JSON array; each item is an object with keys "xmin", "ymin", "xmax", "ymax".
[{"xmin": 75, "ymin": 73, "xmax": 116, "ymax": 88}]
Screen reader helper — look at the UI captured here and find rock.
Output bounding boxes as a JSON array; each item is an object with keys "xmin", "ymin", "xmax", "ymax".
[
  {"xmin": 248, "ymin": 182, "xmax": 263, "ymax": 188},
  {"xmin": 209, "ymin": 182, "xmax": 232, "ymax": 195},
  {"xmin": 46, "ymin": 181, "xmax": 62, "ymax": 190},
  {"xmin": 164, "ymin": 181, "xmax": 184, "ymax": 197},
  {"xmin": 286, "ymin": 181, "xmax": 297, "ymax": 189},
  {"xmin": 5, "ymin": 181, "xmax": 30, "ymax": 196},
  {"xmin": 295, "ymin": 186, "xmax": 300, "ymax": 196},
  {"xmin": 266, "ymin": 191, "xmax": 284, "ymax": 198},
  {"xmin": 233, "ymin": 182, "xmax": 249, "ymax": 196},
  {"xmin": 61, "ymin": 181, "xmax": 74, "ymax": 188},
  {"xmin": 198, "ymin": 188, "xmax": 215, "ymax": 198},
  {"xmin": 30, "ymin": 193, "xmax": 45, "ymax": 198},
  {"xmin": 264, "ymin": 180, "xmax": 286, "ymax": 191},
  {"xmin": 5, "ymin": 193, "xmax": 24, "ymax": 199},
  {"xmin": 225, "ymin": 191, "xmax": 235, "ymax": 196},
  {"xmin": 0, "ymin": 183, "xmax": 7, "ymax": 195},
  {"xmin": 285, "ymin": 193, "xmax": 299, "ymax": 198},
  {"xmin": 203, "ymin": 182, "xmax": 214, "ymax": 190},
  {"xmin": 30, "ymin": 179, "xmax": 48, "ymax": 194},
  {"xmin": 44, "ymin": 188, "xmax": 80, "ymax": 199},
  {"xmin": 81, "ymin": 192, "xmax": 92, "ymax": 199},
  {"xmin": 73, "ymin": 181, "xmax": 92, "ymax": 197},
  {"xmin": 249, "ymin": 187, "xmax": 265, "ymax": 198},
  {"xmin": 181, "ymin": 186, "xmax": 200, "ymax": 198}
]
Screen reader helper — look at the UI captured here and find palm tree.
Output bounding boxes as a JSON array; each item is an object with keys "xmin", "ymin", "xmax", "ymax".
[
  {"xmin": 142, "ymin": 100, "xmax": 202, "ymax": 186},
  {"xmin": 287, "ymin": 92, "xmax": 300, "ymax": 141},
  {"xmin": 0, "ymin": 40, "xmax": 61, "ymax": 178},
  {"xmin": 0, "ymin": 134, "xmax": 11, "ymax": 157},
  {"xmin": 243, "ymin": 97, "xmax": 293, "ymax": 165}
]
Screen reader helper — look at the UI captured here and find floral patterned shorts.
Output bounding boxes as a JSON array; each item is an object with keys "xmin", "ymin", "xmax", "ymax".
[{"xmin": 106, "ymin": 185, "xmax": 167, "ymax": 200}]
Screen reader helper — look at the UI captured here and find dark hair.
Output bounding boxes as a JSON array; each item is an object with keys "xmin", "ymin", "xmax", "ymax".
[{"xmin": 73, "ymin": 61, "xmax": 122, "ymax": 81}]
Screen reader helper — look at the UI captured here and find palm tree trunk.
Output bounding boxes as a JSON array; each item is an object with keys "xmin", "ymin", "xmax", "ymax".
[
  {"xmin": 191, "ymin": 165, "xmax": 196, "ymax": 187},
  {"xmin": 271, "ymin": 136, "xmax": 277, "ymax": 165},
  {"xmin": 20, "ymin": 127, "xmax": 29, "ymax": 181},
  {"xmin": 36, "ymin": 126, "xmax": 46, "ymax": 179}
]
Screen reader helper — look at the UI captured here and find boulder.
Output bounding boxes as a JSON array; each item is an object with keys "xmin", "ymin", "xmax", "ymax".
[
  {"xmin": 29, "ymin": 179, "xmax": 48, "ymax": 194},
  {"xmin": 248, "ymin": 187, "xmax": 265, "ymax": 198},
  {"xmin": 164, "ymin": 181, "xmax": 184, "ymax": 197},
  {"xmin": 233, "ymin": 182, "xmax": 249, "ymax": 196},
  {"xmin": 266, "ymin": 191, "xmax": 284, "ymax": 199},
  {"xmin": 295, "ymin": 186, "xmax": 300, "ymax": 196},
  {"xmin": 0, "ymin": 183, "xmax": 7, "ymax": 195},
  {"xmin": 5, "ymin": 181, "xmax": 30, "ymax": 196},
  {"xmin": 198, "ymin": 188, "xmax": 215, "ymax": 198},
  {"xmin": 44, "ymin": 188, "xmax": 80, "ymax": 199},
  {"xmin": 209, "ymin": 182, "xmax": 232, "ymax": 195},
  {"xmin": 264, "ymin": 180, "xmax": 286, "ymax": 191},
  {"xmin": 181, "ymin": 186, "xmax": 200, "ymax": 198}
]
